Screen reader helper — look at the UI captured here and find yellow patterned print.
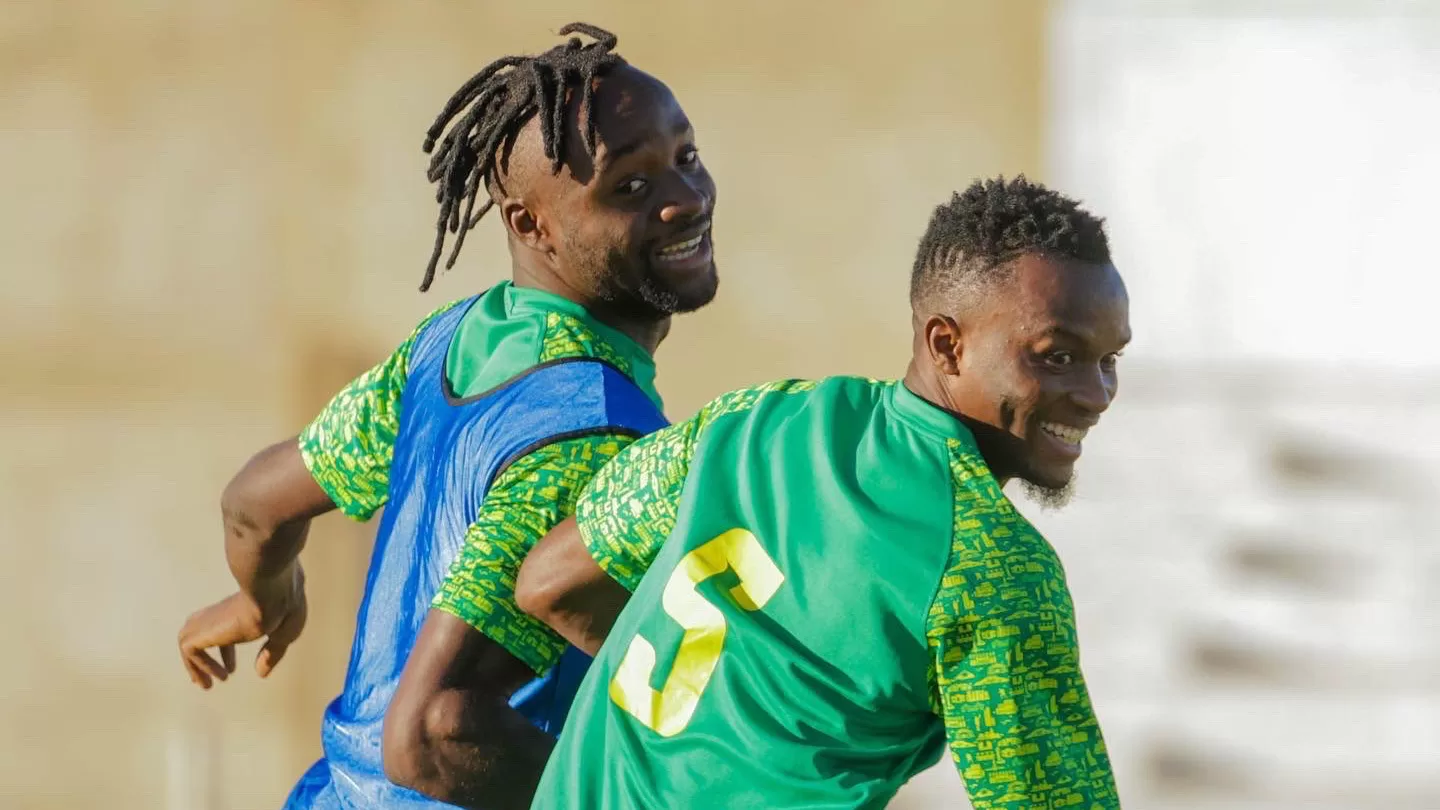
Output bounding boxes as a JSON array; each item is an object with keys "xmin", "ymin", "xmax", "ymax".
[
  {"xmin": 298, "ymin": 300, "xmax": 463, "ymax": 521},
  {"xmin": 577, "ymin": 379, "xmax": 818, "ymax": 591},
  {"xmin": 927, "ymin": 439, "xmax": 1119, "ymax": 809},
  {"xmin": 431, "ymin": 434, "xmax": 635, "ymax": 675},
  {"xmin": 538, "ymin": 311, "xmax": 634, "ymax": 375}
]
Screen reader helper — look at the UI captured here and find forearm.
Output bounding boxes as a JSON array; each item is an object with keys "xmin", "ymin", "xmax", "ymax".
[{"xmin": 515, "ymin": 515, "xmax": 639, "ymax": 656}]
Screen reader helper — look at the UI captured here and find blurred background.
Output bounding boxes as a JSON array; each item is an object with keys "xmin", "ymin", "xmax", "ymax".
[{"xmin": 3, "ymin": 0, "xmax": 1437, "ymax": 807}]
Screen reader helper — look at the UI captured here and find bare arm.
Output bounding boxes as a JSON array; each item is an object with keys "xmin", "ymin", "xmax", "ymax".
[
  {"xmin": 384, "ymin": 435, "xmax": 634, "ymax": 804},
  {"xmin": 514, "ymin": 517, "xmax": 631, "ymax": 657},
  {"xmin": 178, "ymin": 438, "xmax": 336, "ymax": 687},
  {"xmin": 515, "ymin": 417, "xmax": 704, "ymax": 654},
  {"xmin": 222, "ymin": 437, "xmax": 335, "ymax": 602},
  {"xmin": 178, "ymin": 308, "xmax": 448, "ymax": 688},
  {"xmin": 383, "ymin": 610, "xmax": 555, "ymax": 809}
]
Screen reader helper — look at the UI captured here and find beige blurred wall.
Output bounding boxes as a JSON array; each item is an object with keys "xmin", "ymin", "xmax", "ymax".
[{"xmin": 0, "ymin": 3, "xmax": 1045, "ymax": 807}]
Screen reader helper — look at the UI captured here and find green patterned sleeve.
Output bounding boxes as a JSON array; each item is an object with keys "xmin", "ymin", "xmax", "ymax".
[
  {"xmin": 573, "ymin": 415, "xmax": 701, "ymax": 592},
  {"xmin": 431, "ymin": 433, "xmax": 636, "ymax": 675},
  {"xmin": 297, "ymin": 302, "xmax": 460, "ymax": 521},
  {"xmin": 925, "ymin": 449, "xmax": 1120, "ymax": 808}
]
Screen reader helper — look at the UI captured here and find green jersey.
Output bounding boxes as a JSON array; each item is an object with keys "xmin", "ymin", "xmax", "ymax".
[{"xmin": 532, "ymin": 377, "xmax": 1119, "ymax": 810}]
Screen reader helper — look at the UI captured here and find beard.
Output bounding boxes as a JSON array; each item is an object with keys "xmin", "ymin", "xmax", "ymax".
[
  {"xmin": 583, "ymin": 241, "xmax": 718, "ymax": 319},
  {"xmin": 1019, "ymin": 475, "xmax": 1076, "ymax": 511}
]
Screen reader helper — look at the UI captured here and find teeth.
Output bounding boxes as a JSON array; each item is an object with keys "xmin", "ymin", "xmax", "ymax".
[
  {"xmin": 1040, "ymin": 422, "xmax": 1088, "ymax": 445},
  {"xmin": 658, "ymin": 235, "xmax": 702, "ymax": 257}
]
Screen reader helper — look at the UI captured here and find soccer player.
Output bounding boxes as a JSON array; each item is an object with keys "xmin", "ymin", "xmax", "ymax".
[
  {"xmin": 175, "ymin": 24, "xmax": 719, "ymax": 810},
  {"xmin": 516, "ymin": 176, "xmax": 1129, "ymax": 809}
]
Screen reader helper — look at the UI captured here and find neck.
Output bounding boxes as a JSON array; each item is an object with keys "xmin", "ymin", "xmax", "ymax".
[
  {"xmin": 901, "ymin": 357, "xmax": 1014, "ymax": 486},
  {"xmin": 511, "ymin": 256, "xmax": 670, "ymax": 356},
  {"xmin": 585, "ymin": 306, "xmax": 671, "ymax": 356}
]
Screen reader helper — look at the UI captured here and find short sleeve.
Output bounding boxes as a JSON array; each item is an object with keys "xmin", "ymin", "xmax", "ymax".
[
  {"xmin": 573, "ymin": 416, "xmax": 701, "ymax": 592},
  {"xmin": 431, "ymin": 433, "xmax": 636, "ymax": 674},
  {"xmin": 925, "ymin": 479, "xmax": 1120, "ymax": 808},
  {"xmin": 297, "ymin": 301, "xmax": 461, "ymax": 521}
]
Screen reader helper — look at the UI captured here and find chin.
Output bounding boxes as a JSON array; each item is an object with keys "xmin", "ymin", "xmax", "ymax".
[
  {"xmin": 1017, "ymin": 466, "xmax": 1077, "ymax": 511},
  {"xmin": 649, "ymin": 264, "xmax": 719, "ymax": 315}
]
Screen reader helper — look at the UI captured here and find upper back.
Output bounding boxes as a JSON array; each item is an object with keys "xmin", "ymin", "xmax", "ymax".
[
  {"xmin": 556, "ymin": 378, "xmax": 989, "ymax": 808},
  {"xmin": 544, "ymin": 376, "xmax": 1115, "ymax": 810},
  {"xmin": 671, "ymin": 378, "xmax": 956, "ymax": 714}
]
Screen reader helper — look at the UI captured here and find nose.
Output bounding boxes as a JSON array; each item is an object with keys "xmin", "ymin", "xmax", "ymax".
[
  {"xmin": 658, "ymin": 175, "xmax": 710, "ymax": 224},
  {"xmin": 1070, "ymin": 365, "xmax": 1115, "ymax": 416}
]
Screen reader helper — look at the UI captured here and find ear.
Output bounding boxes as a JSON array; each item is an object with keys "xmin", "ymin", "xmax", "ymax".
[
  {"xmin": 500, "ymin": 198, "xmax": 553, "ymax": 255},
  {"xmin": 921, "ymin": 314, "xmax": 963, "ymax": 376}
]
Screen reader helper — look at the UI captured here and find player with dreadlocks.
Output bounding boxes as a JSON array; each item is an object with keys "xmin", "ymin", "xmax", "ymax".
[
  {"xmin": 517, "ymin": 176, "xmax": 1128, "ymax": 809},
  {"xmin": 176, "ymin": 22, "xmax": 718, "ymax": 809}
]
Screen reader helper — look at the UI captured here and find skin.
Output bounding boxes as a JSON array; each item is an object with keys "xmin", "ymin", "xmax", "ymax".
[
  {"xmin": 516, "ymin": 252, "xmax": 1131, "ymax": 659},
  {"xmin": 177, "ymin": 439, "xmax": 329, "ymax": 689},
  {"xmin": 176, "ymin": 62, "xmax": 718, "ymax": 810},
  {"xmin": 905, "ymin": 254, "xmax": 1131, "ymax": 491},
  {"xmin": 498, "ymin": 64, "xmax": 718, "ymax": 351}
]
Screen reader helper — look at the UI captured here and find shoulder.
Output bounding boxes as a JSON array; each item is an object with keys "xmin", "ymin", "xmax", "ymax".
[
  {"xmin": 692, "ymin": 377, "xmax": 838, "ymax": 426},
  {"xmin": 410, "ymin": 296, "xmax": 473, "ymax": 342},
  {"xmin": 536, "ymin": 311, "xmax": 636, "ymax": 376}
]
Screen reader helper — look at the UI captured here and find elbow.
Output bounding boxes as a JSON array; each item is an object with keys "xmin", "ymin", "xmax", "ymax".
[
  {"xmin": 514, "ymin": 563, "xmax": 558, "ymax": 624},
  {"xmin": 382, "ymin": 695, "xmax": 435, "ymax": 794},
  {"xmin": 381, "ymin": 700, "xmax": 421, "ymax": 790},
  {"xmin": 221, "ymin": 438, "xmax": 311, "ymax": 540},
  {"xmin": 383, "ymin": 689, "xmax": 502, "ymax": 800},
  {"xmin": 220, "ymin": 463, "xmax": 275, "ymax": 542}
]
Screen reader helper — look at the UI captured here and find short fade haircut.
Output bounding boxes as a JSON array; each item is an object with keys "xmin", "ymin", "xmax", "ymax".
[{"xmin": 909, "ymin": 175, "xmax": 1111, "ymax": 308}]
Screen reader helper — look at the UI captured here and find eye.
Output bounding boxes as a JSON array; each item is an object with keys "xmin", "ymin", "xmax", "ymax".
[
  {"xmin": 1044, "ymin": 351, "xmax": 1075, "ymax": 368},
  {"xmin": 617, "ymin": 177, "xmax": 648, "ymax": 195},
  {"xmin": 678, "ymin": 146, "xmax": 700, "ymax": 166},
  {"xmin": 1101, "ymin": 351, "xmax": 1123, "ymax": 370}
]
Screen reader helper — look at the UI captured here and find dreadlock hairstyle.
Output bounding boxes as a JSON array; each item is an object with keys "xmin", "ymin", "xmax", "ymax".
[
  {"xmin": 418, "ymin": 23, "xmax": 626, "ymax": 292},
  {"xmin": 909, "ymin": 175, "xmax": 1111, "ymax": 308}
]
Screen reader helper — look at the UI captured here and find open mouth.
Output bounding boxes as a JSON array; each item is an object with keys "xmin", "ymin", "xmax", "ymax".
[
  {"xmin": 1039, "ymin": 421, "xmax": 1089, "ymax": 448},
  {"xmin": 653, "ymin": 223, "xmax": 712, "ymax": 266}
]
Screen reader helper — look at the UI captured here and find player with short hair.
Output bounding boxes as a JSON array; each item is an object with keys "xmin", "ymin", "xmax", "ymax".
[
  {"xmin": 518, "ymin": 176, "xmax": 1128, "ymax": 809},
  {"xmin": 176, "ymin": 23, "xmax": 719, "ymax": 809}
]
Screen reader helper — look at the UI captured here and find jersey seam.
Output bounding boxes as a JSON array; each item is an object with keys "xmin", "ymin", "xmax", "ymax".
[
  {"xmin": 443, "ymin": 355, "xmax": 629, "ymax": 406},
  {"xmin": 487, "ymin": 425, "xmax": 644, "ymax": 493},
  {"xmin": 920, "ymin": 441, "xmax": 964, "ymax": 709},
  {"xmin": 430, "ymin": 598, "xmax": 560, "ymax": 676}
]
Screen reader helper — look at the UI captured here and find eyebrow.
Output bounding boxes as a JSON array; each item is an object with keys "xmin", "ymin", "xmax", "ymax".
[
  {"xmin": 597, "ymin": 118, "xmax": 694, "ymax": 170},
  {"xmin": 1047, "ymin": 326, "xmax": 1132, "ymax": 349}
]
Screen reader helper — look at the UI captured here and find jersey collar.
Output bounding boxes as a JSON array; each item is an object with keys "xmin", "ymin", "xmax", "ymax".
[
  {"xmin": 502, "ymin": 281, "xmax": 660, "ymax": 399},
  {"xmin": 887, "ymin": 380, "xmax": 980, "ymax": 451}
]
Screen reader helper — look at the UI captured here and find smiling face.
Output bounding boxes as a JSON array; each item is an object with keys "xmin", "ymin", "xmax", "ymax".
[
  {"xmin": 498, "ymin": 64, "xmax": 718, "ymax": 320},
  {"xmin": 927, "ymin": 253, "xmax": 1131, "ymax": 492}
]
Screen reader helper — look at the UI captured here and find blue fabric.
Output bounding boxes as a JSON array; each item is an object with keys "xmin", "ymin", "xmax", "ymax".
[{"xmin": 283, "ymin": 296, "xmax": 668, "ymax": 809}]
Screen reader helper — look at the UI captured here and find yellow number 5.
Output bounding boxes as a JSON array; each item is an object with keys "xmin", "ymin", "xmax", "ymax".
[{"xmin": 608, "ymin": 528, "xmax": 784, "ymax": 737}]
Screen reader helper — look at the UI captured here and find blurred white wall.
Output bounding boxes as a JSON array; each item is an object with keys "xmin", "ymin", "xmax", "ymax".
[{"xmin": 909, "ymin": 3, "xmax": 1440, "ymax": 808}]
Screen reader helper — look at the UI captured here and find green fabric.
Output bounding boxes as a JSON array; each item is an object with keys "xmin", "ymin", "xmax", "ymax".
[
  {"xmin": 430, "ymin": 434, "xmax": 635, "ymax": 675},
  {"xmin": 446, "ymin": 281, "xmax": 661, "ymax": 408},
  {"xmin": 298, "ymin": 281, "xmax": 662, "ymax": 670},
  {"xmin": 538, "ymin": 377, "xmax": 1118, "ymax": 810}
]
